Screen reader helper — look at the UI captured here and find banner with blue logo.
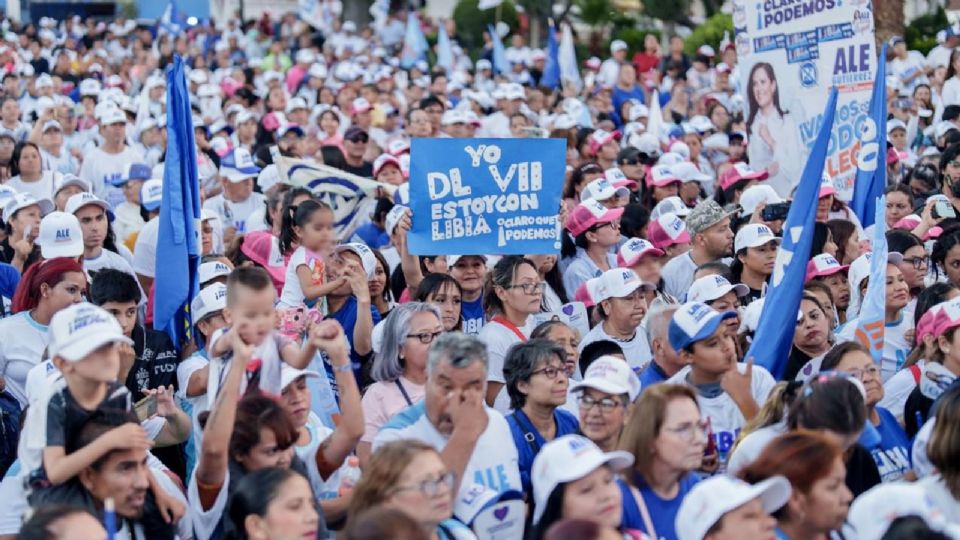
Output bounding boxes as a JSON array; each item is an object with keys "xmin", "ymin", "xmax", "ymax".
[
  {"xmin": 850, "ymin": 44, "xmax": 888, "ymax": 228},
  {"xmin": 408, "ymin": 138, "xmax": 565, "ymax": 256},
  {"xmin": 732, "ymin": 0, "xmax": 876, "ymax": 200}
]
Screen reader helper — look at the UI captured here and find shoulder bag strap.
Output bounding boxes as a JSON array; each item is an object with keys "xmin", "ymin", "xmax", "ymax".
[
  {"xmin": 628, "ymin": 484, "xmax": 657, "ymax": 540},
  {"xmin": 491, "ymin": 315, "xmax": 527, "ymax": 342},
  {"xmin": 508, "ymin": 410, "xmax": 542, "ymax": 455},
  {"xmin": 395, "ymin": 379, "xmax": 413, "ymax": 406}
]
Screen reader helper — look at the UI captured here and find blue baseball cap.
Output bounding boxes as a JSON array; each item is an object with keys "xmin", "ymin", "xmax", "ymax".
[
  {"xmin": 219, "ymin": 147, "xmax": 261, "ymax": 183},
  {"xmin": 112, "ymin": 162, "xmax": 152, "ymax": 186},
  {"xmin": 668, "ymin": 301, "xmax": 737, "ymax": 351}
]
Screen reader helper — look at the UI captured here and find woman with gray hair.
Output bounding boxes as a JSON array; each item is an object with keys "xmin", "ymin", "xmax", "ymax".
[
  {"xmin": 357, "ymin": 302, "xmax": 444, "ymax": 467},
  {"xmin": 503, "ymin": 338, "xmax": 580, "ymax": 494}
]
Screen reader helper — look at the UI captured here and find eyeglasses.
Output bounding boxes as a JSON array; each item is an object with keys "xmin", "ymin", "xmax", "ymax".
[
  {"xmin": 590, "ymin": 221, "xmax": 620, "ymax": 232},
  {"xmin": 392, "ymin": 471, "xmax": 455, "ymax": 497},
  {"xmin": 531, "ymin": 364, "xmax": 566, "ymax": 380},
  {"xmin": 578, "ymin": 394, "xmax": 624, "ymax": 412},
  {"xmin": 406, "ymin": 331, "xmax": 443, "ymax": 344},
  {"xmin": 505, "ymin": 281, "xmax": 547, "ymax": 295},
  {"xmin": 901, "ymin": 256, "xmax": 929, "ymax": 270},
  {"xmin": 845, "ymin": 365, "xmax": 880, "ymax": 381},
  {"xmin": 663, "ymin": 420, "xmax": 709, "ymax": 442}
]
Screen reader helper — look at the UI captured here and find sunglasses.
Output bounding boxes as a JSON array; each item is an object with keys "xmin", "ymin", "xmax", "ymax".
[{"xmin": 347, "ymin": 135, "xmax": 369, "ymax": 143}]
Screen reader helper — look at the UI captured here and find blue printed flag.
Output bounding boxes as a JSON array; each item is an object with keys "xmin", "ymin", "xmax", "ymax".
[
  {"xmin": 401, "ymin": 12, "xmax": 429, "ymax": 69},
  {"xmin": 854, "ymin": 197, "xmax": 888, "ymax": 366},
  {"xmin": 541, "ymin": 22, "xmax": 560, "ymax": 90},
  {"xmin": 851, "ymin": 44, "xmax": 887, "ymax": 228},
  {"xmin": 436, "ymin": 21, "xmax": 454, "ymax": 72},
  {"xmin": 157, "ymin": 0, "xmax": 185, "ymax": 36},
  {"xmin": 488, "ymin": 25, "xmax": 508, "ymax": 74},
  {"xmin": 748, "ymin": 89, "xmax": 839, "ymax": 380},
  {"xmin": 154, "ymin": 55, "xmax": 202, "ymax": 348}
]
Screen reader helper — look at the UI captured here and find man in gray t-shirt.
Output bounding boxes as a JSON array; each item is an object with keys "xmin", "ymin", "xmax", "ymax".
[{"xmin": 662, "ymin": 199, "xmax": 735, "ymax": 298}]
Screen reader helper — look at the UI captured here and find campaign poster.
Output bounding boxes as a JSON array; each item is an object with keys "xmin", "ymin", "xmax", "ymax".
[
  {"xmin": 733, "ymin": 0, "xmax": 877, "ymax": 199},
  {"xmin": 407, "ymin": 138, "xmax": 566, "ymax": 255}
]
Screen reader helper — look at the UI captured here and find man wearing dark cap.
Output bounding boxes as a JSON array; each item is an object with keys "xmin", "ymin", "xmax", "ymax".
[{"xmin": 340, "ymin": 126, "xmax": 373, "ymax": 177}]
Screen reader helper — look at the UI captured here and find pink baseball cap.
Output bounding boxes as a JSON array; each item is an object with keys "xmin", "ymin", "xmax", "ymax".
[
  {"xmin": 617, "ymin": 237, "xmax": 664, "ymax": 267},
  {"xmin": 893, "ymin": 214, "xmax": 922, "ymax": 230},
  {"xmin": 574, "ymin": 276, "xmax": 604, "ymax": 307},
  {"xmin": 373, "ymin": 153, "xmax": 401, "ymax": 177},
  {"xmin": 604, "ymin": 167, "xmax": 638, "ymax": 190},
  {"xmin": 647, "ymin": 212, "xmax": 691, "ymax": 250},
  {"xmin": 805, "ymin": 253, "xmax": 849, "ymax": 282},
  {"xmin": 718, "ymin": 163, "xmax": 768, "ymax": 191},
  {"xmin": 917, "ymin": 305, "xmax": 943, "ymax": 343},
  {"xmin": 647, "ymin": 165, "xmax": 682, "ymax": 188},
  {"xmin": 588, "ymin": 129, "xmax": 621, "ymax": 154},
  {"xmin": 240, "ymin": 231, "xmax": 287, "ymax": 291},
  {"xmin": 933, "ymin": 299, "xmax": 960, "ymax": 338},
  {"xmin": 819, "ymin": 174, "xmax": 838, "ymax": 199},
  {"xmin": 566, "ymin": 199, "xmax": 624, "ymax": 236}
]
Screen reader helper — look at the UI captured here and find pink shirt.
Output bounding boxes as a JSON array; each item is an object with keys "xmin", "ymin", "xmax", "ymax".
[{"xmin": 360, "ymin": 376, "xmax": 425, "ymax": 443}]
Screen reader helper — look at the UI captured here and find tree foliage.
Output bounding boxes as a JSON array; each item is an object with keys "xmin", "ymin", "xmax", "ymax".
[
  {"xmin": 683, "ymin": 13, "xmax": 733, "ymax": 57},
  {"xmin": 452, "ymin": 0, "xmax": 520, "ymax": 54},
  {"xmin": 905, "ymin": 6, "xmax": 948, "ymax": 56}
]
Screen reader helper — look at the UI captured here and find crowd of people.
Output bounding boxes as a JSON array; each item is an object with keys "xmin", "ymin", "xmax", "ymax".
[{"xmin": 1, "ymin": 6, "xmax": 960, "ymax": 540}]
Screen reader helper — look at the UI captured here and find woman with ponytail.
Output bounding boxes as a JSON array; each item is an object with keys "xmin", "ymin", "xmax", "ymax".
[{"xmin": 0, "ymin": 257, "xmax": 85, "ymax": 408}]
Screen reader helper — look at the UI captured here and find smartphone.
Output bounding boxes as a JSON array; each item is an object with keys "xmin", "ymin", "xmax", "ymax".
[
  {"xmin": 934, "ymin": 200, "xmax": 957, "ymax": 219},
  {"xmin": 134, "ymin": 395, "xmax": 157, "ymax": 422},
  {"xmin": 761, "ymin": 202, "xmax": 791, "ymax": 222},
  {"xmin": 519, "ymin": 126, "xmax": 548, "ymax": 139}
]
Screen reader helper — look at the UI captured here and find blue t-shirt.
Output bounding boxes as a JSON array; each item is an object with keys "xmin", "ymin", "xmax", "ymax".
[
  {"xmin": 611, "ymin": 86, "xmax": 645, "ymax": 128},
  {"xmin": 869, "ymin": 407, "xmax": 912, "ymax": 482},
  {"xmin": 507, "ymin": 408, "xmax": 579, "ymax": 494},
  {"xmin": 461, "ymin": 296, "xmax": 485, "ymax": 336},
  {"xmin": 0, "ymin": 262, "xmax": 19, "ymax": 317},
  {"xmin": 638, "ymin": 361, "xmax": 669, "ymax": 390},
  {"xmin": 352, "ymin": 223, "xmax": 390, "ymax": 249},
  {"xmin": 325, "ymin": 295, "xmax": 382, "ymax": 397},
  {"xmin": 619, "ymin": 473, "xmax": 700, "ymax": 540}
]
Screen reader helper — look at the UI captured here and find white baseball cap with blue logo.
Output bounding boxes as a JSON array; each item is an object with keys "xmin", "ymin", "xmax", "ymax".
[
  {"xmin": 669, "ymin": 301, "xmax": 737, "ymax": 351},
  {"xmin": 140, "ymin": 179, "xmax": 163, "ymax": 212},
  {"xmin": 49, "ymin": 302, "xmax": 133, "ymax": 362},
  {"xmin": 38, "ymin": 211, "xmax": 83, "ymax": 259},
  {"xmin": 219, "ymin": 147, "xmax": 261, "ymax": 182}
]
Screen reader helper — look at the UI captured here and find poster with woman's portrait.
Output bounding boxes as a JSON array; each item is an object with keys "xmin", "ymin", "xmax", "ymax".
[{"xmin": 732, "ymin": 0, "xmax": 877, "ymax": 200}]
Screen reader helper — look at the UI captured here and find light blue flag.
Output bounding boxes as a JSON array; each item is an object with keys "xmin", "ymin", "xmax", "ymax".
[
  {"xmin": 154, "ymin": 55, "xmax": 202, "ymax": 348},
  {"xmin": 747, "ymin": 89, "xmax": 839, "ymax": 380},
  {"xmin": 851, "ymin": 44, "xmax": 887, "ymax": 228},
  {"xmin": 488, "ymin": 24, "xmax": 508, "ymax": 74},
  {"xmin": 541, "ymin": 22, "xmax": 560, "ymax": 90},
  {"xmin": 401, "ymin": 12, "xmax": 428, "ymax": 69},
  {"xmin": 854, "ymin": 196, "xmax": 888, "ymax": 365},
  {"xmin": 436, "ymin": 21, "xmax": 454, "ymax": 72},
  {"xmin": 157, "ymin": 0, "xmax": 184, "ymax": 35}
]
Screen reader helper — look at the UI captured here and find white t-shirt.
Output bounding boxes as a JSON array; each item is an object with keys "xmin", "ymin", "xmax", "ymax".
[
  {"xmin": 661, "ymin": 251, "xmax": 699, "ymax": 299},
  {"xmin": 177, "ymin": 352, "xmax": 209, "ymax": 453},
  {"xmin": 41, "ymin": 148, "xmax": 79, "ymax": 176},
  {"xmin": 373, "ymin": 402, "xmax": 522, "ymax": 499},
  {"xmin": 667, "ymin": 364, "xmax": 777, "ymax": 469},
  {"xmin": 294, "ymin": 412, "xmax": 341, "ymax": 499},
  {"xmin": 187, "ymin": 466, "xmax": 230, "ymax": 540},
  {"xmin": 84, "ymin": 248, "xmax": 139, "ymax": 281},
  {"xmin": 79, "ymin": 146, "xmax": 145, "ymax": 208},
  {"xmin": 477, "ymin": 317, "xmax": 537, "ymax": 414},
  {"xmin": 203, "ymin": 192, "xmax": 266, "ymax": 235},
  {"xmin": 114, "ymin": 201, "xmax": 145, "ymax": 245},
  {"xmin": 132, "ymin": 217, "xmax": 160, "ymax": 278},
  {"xmin": 726, "ymin": 422, "xmax": 787, "ymax": 476},
  {"xmin": 206, "ymin": 328, "xmax": 291, "ymax": 400},
  {"xmin": 6, "ymin": 172, "xmax": 55, "ymax": 200},
  {"xmin": 879, "ymin": 360, "xmax": 923, "ymax": 420},
  {"xmin": 578, "ymin": 322, "xmax": 652, "ymax": 373},
  {"xmin": 838, "ymin": 313, "xmax": 912, "ymax": 382},
  {"xmin": 912, "ymin": 418, "xmax": 935, "ymax": 479},
  {"xmin": 917, "ymin": 474, "xmax": 960, "ymax": 526},
  {"xmin": 278, "ymin": 246, "xmax": 325, "ymax": 308},
  {"xmin": 0, "ymin": 312, "xmax": 49, "ymax": 407}
]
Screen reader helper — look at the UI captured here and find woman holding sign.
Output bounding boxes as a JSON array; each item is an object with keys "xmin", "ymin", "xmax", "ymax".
[{"xmin": 746, "ymin": 62, "xmax": 804, "ymax": 198}]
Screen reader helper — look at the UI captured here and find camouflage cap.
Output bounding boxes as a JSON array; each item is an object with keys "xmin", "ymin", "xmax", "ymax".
[{"xmin": 686, "ymin": 199, "xmax": 735, "ymax": 235}]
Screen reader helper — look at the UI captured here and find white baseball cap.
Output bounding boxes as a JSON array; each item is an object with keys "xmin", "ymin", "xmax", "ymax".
[
  {"xmin": 847, "ymin": 482, "xmax": 960, "ymax": 540},
  {"xmin": 99, "ymin": 107, "xmax": 126, "ymax": 125},
  {"xmin": 0, "ymin": 185, "xmax": 16, "ymax": 220},
  {"xmin": 38, "ymin": 211, "xmax": 83, "ymax": 259},
  {"xmin": 54, "ymin": 173, "xmax": 91, "ymax": 195},
  {"xmin": 140, "ymin": 179, "xmax": 163, "ymax": 212},
  {"xmin": 280, "ymin": 363, "xmax": 322, "ymax": 392},
  {"xmin": 686, "ymin": 274, "xmax": 749, "ymax": 304},
  {"xmin": 734, "ymin": 223, "xmax": 780, "ymax": 253},
  {"xmin": 603, "ymin": 167, "xmax": 637, "ymax": 190},
  {"xmin": 848, "ymin": 251, "xmax": 904, "ymax": 293},
  {"xmin": 384, "ymin": 204, "xmax": 409, "ymax": 236},
  {"xmin": 199, "ymin": 260, "xmax": 232, "ymax": 284},
  {"xmin": 675, "ymin": 475, "xmax": 791, "ymax": 540},
  {"xmin": 257, "ymin": 164, "xmax": 282, "ymax": 192},
  {"xmin": 581, "ymin": 177, "xmax": 628, "ymax": 202},
  {"xmin": 594, "ymin": 268, "xmax": 654, "ymax": 303},
  {"xmin": 648, "ymin": 164, "xmax": 682, "ymax": 187},
  {"xmin": 48, "ymin": 303, "xmax": 133, "ymax": 362},
  {"xmin": 650, "ymin": 196, "xmax": 691, "ymax": 220},
  {"xmin": 617, "ymin": 237, "xmax": 664, "ymax": 267},
  {"xmin": 647, "ymin": 212, "xmax": 692, "ymax": 250},
  {"xmin": 219, "ymin": 147, "xmax": 261, "ymax": 183},
  {"xmin": 573, "ymin": 275, "xmax": 605, "ymax": 307},
  {"xmin": 531, "ymin": 435, "xmax": 634, "ymax": 524},
  {"xmin": 65, "ymin": 192, "xmax": 111, "ymax": 218},
  {"xmin": 610, "ymin": 40, "xmax": 628, "ymax": 53},
  {"xmin": 335, "ymin": 243, "xmax": 377, "ymax": 279},
  {"xmin": 5, "ymin": 192, "xmax": 54, "ymax": 219},
  {"xmin": 670, "ymin": 161, "xmax": 712, "ymax": 184},
  {"xmin": 570, "ymin": 356, "xmax": 641, "ymax": 401},
  {"xmin": 805, "ymin": 253, "xmax": 849, "ymax": 282},
  {"xmin": 738, "ymin": 184, "xmax": 784, "ymax": 217},
  {"xmin": 669, "ymin": 301, "xmax": 738, "ymax": 350},
  {"xmin": 190, "ymin": 282, "xmax": 227, "ymax": 323}
]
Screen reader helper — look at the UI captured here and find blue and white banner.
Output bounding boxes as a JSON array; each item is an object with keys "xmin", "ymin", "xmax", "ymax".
[
  {"xmin": 851, "ymin": 44, "xmax": 888, "ymax": 228},
  {"xmin": 732, "ymin": 0, "xmax": 876, "ymax": 199},
  {"xmin": 273, "ymin": 150, "xmax": 397, "ymax": 241},
  {"xmin": 408, "ymin": 138, "xmax": 565, "ymax": 256}
]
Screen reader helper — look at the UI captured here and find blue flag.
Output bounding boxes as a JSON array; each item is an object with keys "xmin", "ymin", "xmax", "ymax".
[
  {"xmin": 155, "ymin": 55, "xmax": 202, "ymax": 348},
  {"xmin": 488, "ymin": 25, "xmax": 508, "ymax": 74},
  {"xmin": 542, "ymin": 22, "xmax": 560, "ymax": 90},
  {"xmin": 854, "ymin": 196, "xmax": 888, "ymax": 368},
  {"xmin": 401, "ymin": 12, "xmax": 429, "ymax": 69},
  {"xmin": 157, "ymin": 0, "xmax": 185, "ymax": 36},
  {"xmin": 748, "ymin": 89, "xmax": 839, "ymax": 380},
  {"xmin": 436, "ymin": 21, "xmax": 454, "ymax": 72},
  {"xmin": 851, "ymin": 44, "xmax": 887, "ymax": 228}
]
